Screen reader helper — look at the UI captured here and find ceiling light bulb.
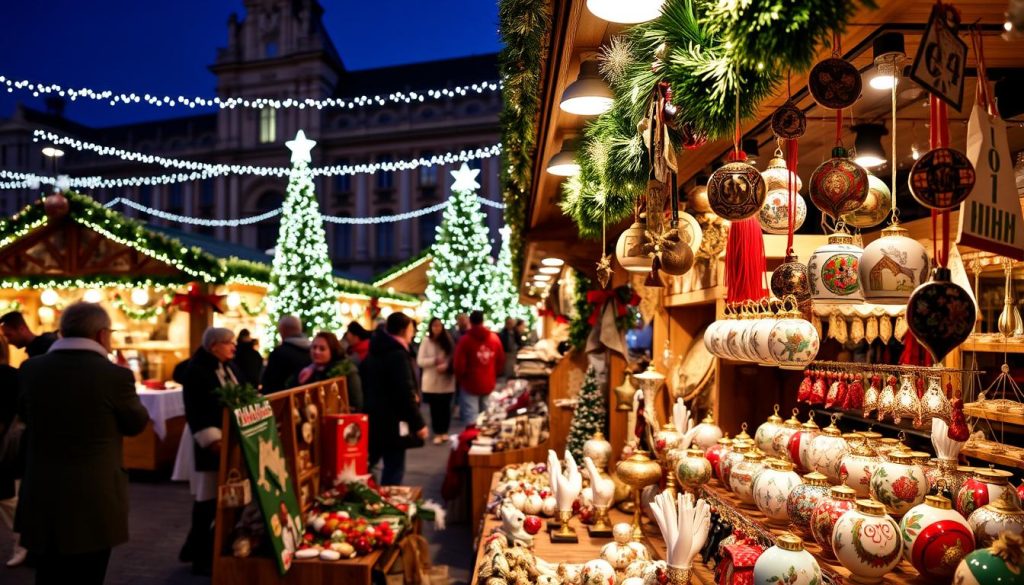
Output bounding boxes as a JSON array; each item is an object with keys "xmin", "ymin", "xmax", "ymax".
[
  {"xmin": 533, "ymin": 274, "xmax": 552, "ymax": 281},
  {"xmin": 541, "ymin": 258, "xmax": 565, "ymax": 267},
  {"xmin": 852, "ymin": 123, "xmax": 888, "ymax": 170},
  {"xmin": 83, "ymin": 289, "xmax": 103, "ymax": 304},
  {"xmin": 870, "ymin": 32, "xmax": 906, "ymax": 92},
  {"xmin": 226, "ymin": 292, "xmax": 242, "ymax": 310},
  {"xmin": 911, "ymin": 145, "xmax": 921, "ymax": 161},
  {"xmin": 560, "ymin": 61, "xmax": 613, "ymax": 116},
  {"xmin": 586, "ymin": 0, "xmax": 664, "ymax": 23},
  {"xmin": 854, "ymin": 154, "xmax": 887, "ymax": 168},
  {"xmin": 40, "ymin": 289, "xmax": 59, "ymax": 307},
  {"xmin": 130, "ymin": 288, "xmax": 150, "ymax": 306},
  {"xmin": 539, "ymin": 266, "xmax": 561, "ymax": 274}
]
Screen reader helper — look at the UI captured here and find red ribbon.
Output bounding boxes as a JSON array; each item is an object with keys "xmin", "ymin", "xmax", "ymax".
[
  {"xmin": 170, "ymin": 282, "xmax": 225, "ymax": 314},
  {"xmin": 928, "ymin": 93, "xmax": 952, "ymax": 268},
  {"xmin": 785, "ymin": 138, "xmax": 800, "ymax": 253},
  {"xmin": 586, "ymin": 289, "xmax": 639, "ymax": 326}
]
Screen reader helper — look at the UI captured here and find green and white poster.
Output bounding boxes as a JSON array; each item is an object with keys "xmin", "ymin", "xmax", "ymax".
[{"xmin": 233, "ymin": 400, "xmax": 303, "ymax": 574}]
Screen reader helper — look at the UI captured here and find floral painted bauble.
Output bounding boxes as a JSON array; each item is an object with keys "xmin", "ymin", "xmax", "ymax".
[
  {"xmin": 675, "ymin": 447, "xmax": 713, "ymax": 493},
  {"xmin": 810, "ymin": 486, "xmax": 857, "ymax": 557},
  {"xmin": 840, "ymin": 440, "xmax": 880, "ymax": 498},
  {"xmin": 899, "ymin": 495, "xmax": 975, "ymax": 579},
  {"xmin": 787, "ymin": 472, "xmax": 831, "ymax": 533},
  {"xmin": 808, "ymin": 58, "xmax": 862, "ymax": 110},
  {"xmin": 705, "ymin": 435, "xmax": 732, "ymax": 483},
  {"xmin": 787, "ymin": 415, "xmax": 820, "ymax": 475},
  {"xmin": 749, "ymin": 310, "xmax": 780, "ymax": 367},
  {"xmin": 768, "ymin": 306, "xmax": 820, "ymax": 370},
  {"xmin": 753, "ymin": 533, "xmax": 822, "ymax": 585},
  {"xmin": 968, "ymin": 496, "xmax": 1024, "ymax": 548},
  {"xmin": 615, "ymin": 220, "xmax": 653, "ymax": 273},
  {"xmin": 730, "ymin": 451, "xmax": 767, "ymax": 506},
  {"xmin": 956, "ymin": 468, "xmax": 1021, "ymax": 517},
  {"xmin": 761, "ymin": 154, "xmax": 804, "ymax": 192},
  {"xmin": 753, "ymin": 459, "xmax": 802, "ymax": 524},
  {"xmin": 581, "ymin": 558, "xmax": 617, "ymax": 585},
  {"xmin": 772, "ymin": 410, "xmax": 803, "ymax": 460},
  {"xmin": 808, "ymin": 419, "xmax": 849, "ymax": 484},
  {"xmin": 692, "ymin": 413, "xmax": 724, "ymax": 450},
  {"xmin": 770, "ymin": 254, "xmax": 812, "ymax": 305},
  {"xmin": 708, "ymin": 160, "xmax": 767, "ymax": 221},
  {"xmin": 832, "ymin": 499, "xmax": 902, "ymax": 583},
  {"xmin": 870, "ymin": 452, "xmax": 928, "ymax": 517},
  {"xmin": 754, "ymin": 406, "xmax": 785, "ymax": 455},
  {"xmin": 758, "ymin": 188, "xmax": 807, "ymax": 235},
  {"xmin": 858, "ymin": 223, "xmax": 929, "ymax": 304},
  {"xmin": 840, "ymin": 173, "xmax": 892, "ymax": 229},
  {"xmin": 907, "ymin": 267, "xmax": 978, "ymax": 364},
  {"xmin": 953, "ymin": 533, "xmax": 1024, "ymax": 585},
  {"xmin": 908, "ymin": 147, "xmax": 977, "ymax": 210},
  {"xmin": 808, "ymin": 232, "xmax": 864, "ymax": 305},
  {"xmin": 721, "ymin": 441, "xmax": 754, "ymax": 488},
  {"xmin": 808, "ymin": 147, "xmax": 869, "ymax": 221}
]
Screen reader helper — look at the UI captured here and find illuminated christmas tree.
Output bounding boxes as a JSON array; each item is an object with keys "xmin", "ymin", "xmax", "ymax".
[
  {"xmin": 266, "ymin": 130, "xmax": 341, "ymax": 335},
  {"xmin": 423, "ymin": 163, "xmax": 499, "ymax": 327},
  {"xmin": 494, "ymin": 225, "xmax": 535, "ymax": 326}
]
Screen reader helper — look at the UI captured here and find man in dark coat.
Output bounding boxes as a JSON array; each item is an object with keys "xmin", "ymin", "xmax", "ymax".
[
  {"xmin": 360, "ymin": 312, "xmax": 427, "ymax": 485},
  {"xmin": 260, "ymin": 315, "xmax": 311, "ymax": 394},
  {"xmin": 180, "ymin": 327, "xmax": 240, "ymax": 576},
  {"xmin": 16, "ymin": 302, "xmax": 149, "ymax": 585},
  {"xmin": 0, "ymin": 311, "xmax": 57, "ymax": 359},
  {"xmin": 233, "ymin": 328, "xmax": 263, "ymax": 387}
]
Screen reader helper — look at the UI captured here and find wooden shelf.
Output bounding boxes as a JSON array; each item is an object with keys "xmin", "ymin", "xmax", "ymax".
[
  {"xmin": 664, "ymin": 285, "xmax": 725, "ymax": 308},
  {"xmin": 962, "ymin": 446, "xmax": 1024, "ymax": 470},
  {"xmin": 964, "ymin": 404, "xmax": 1024, "ymax": 426},
  {"xmin": 960, "ymin": 337, "xmax": 1024, "ymax": 353}
]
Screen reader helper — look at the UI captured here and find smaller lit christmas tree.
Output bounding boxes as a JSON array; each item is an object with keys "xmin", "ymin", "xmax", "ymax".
[
  {"xmin": 566, "ymin": 366, "xmax": 607, "ymax": 462},
  {"xmin": 493, "ymin": 226, "xmax": 535, "ymax": 326}
]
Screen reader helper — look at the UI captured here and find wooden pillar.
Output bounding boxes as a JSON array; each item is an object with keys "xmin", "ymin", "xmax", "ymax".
[{"xmin": 188, "ymin": 283, "xmax": 214, "ymax": 356}]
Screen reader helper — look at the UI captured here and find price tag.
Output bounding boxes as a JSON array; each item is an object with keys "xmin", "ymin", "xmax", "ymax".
[{"xmin": 910, "ymin": 4, "xmax": 968, "ymax": 110}]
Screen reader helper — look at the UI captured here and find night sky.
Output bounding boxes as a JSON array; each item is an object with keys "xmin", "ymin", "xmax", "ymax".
[{"xmin": 0, "ymin": 0, "xmax": 501, "ymax": 127}]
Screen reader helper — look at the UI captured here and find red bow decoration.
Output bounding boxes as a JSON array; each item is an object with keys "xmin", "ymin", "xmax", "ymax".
[
  {"xmin": 170, "ymin": 282, "xmax": 226, "ymax": 314},
  {"xmin": 367, "ymin": 297, "xmax": 381, "ymax": 320},
  {"xmin": 586, "ymin": 288, "xmax": 639, "ymax": 326}
]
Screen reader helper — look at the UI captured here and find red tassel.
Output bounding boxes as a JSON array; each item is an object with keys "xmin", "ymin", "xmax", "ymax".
[
  {"xmin": 948, "ymin": 396, "xmax": 970, "ymax": 442},
  {"xmin": 725, "ymin": 217, "xmax": 767, "ymax": 303},
  {"xmin": 899, "ymin": 332, "xmax": 934, "ymax": 367}
]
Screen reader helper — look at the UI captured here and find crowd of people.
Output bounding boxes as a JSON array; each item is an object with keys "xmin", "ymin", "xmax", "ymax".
[{"xmin": 0, "ymin": 303, "xmax": 531, "ymax": 582}]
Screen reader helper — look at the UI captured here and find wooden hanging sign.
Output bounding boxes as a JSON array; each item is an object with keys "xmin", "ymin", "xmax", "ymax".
[{"xmin": 909, "ymin": 3, "xmax": 968, "ymax": 111}]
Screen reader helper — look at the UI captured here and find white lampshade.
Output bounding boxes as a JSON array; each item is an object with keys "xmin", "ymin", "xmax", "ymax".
[
  {"xmin": 547, "ymin": 139, "xmax": 580, "ymax": 176},
  {"xmin": 586, "ymin": 0, "xmax": 664, "ymax": 23},
  {"xmin": 560, "ymin": 61, "xmax": 613, "ymax": 116},
  {"xmin": 541, "ymin": 258, "xmax": 565, "ymax": 267}
]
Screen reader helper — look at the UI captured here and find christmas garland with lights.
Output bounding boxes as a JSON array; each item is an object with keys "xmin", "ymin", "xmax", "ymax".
[
  {"xmin": 111, "ymin": 292, "xmax": 173, "ymax": 321},
  {"xmin": 498, "ymin": 0, "xmax": 551, "ymax": 281}
]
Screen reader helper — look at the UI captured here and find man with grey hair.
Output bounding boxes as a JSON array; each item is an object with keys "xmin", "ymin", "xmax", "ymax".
[
  {"xmin": 260, "ymin": 315, "xmax": 311, "ymax": 394},
  {"xmin": 16, "ymin": 302, "xmax": 149, "ymax": 584}
]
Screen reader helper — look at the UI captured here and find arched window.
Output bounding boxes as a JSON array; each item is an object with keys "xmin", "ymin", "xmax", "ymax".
[
  {"xmin": 375, "ymin": 210, "xmax": 394, "ymax": 260},
  {"xmin": 255, "ymin": 190, "xmax": 284, "ymax": 252}
]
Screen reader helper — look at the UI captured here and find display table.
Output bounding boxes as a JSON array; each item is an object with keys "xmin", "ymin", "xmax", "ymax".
[
  {"xmin": 123, "ymin": 385, "xmax": 186, "ymax": 470},
  {"xmin": 471, "ymin": 470, "xmax": 924, "ymax": 585}
]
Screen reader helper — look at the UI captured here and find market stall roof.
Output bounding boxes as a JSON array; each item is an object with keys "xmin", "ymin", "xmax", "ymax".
[
  {"xmin": 0, "ymin": 192, "xmax": 418, "ymax": 303},
  {"xmin": 371, "ymin": 247, "xmax": 432, "ymax": 296},
  {"xmin": 512, "ymin": 0, "xmax": 1019, "ymax": 288}
]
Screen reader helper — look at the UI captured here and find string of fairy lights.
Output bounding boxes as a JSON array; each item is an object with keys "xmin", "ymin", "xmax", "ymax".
[{"xmin": 1, "ymin": 73, "xmax": 501, "ymax": 110}]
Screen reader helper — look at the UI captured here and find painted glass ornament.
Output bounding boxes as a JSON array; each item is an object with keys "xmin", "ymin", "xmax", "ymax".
[
  {"xmin": 753, "ymin": 459, "xmax": 802, "ymax": 524},
  {"xmin": 858, "ymin": 223, "xmax": 930, "ymax": 304},
  {"xmin": 707, "ymin": 160, "xmax": 767, "ymax": 221},
  {"xmin": 753, "ymin": 533, "xmax": 821, "ymax": 585},
  {"xmin": 808, "ymin": 232, "xmax": 864, "ymax": 305},
  {"xmin": 870, "ymin": 451, "xmax": 928, "ymax": 517},
  {"xmin": 758, "ymin": 188, "xmax": 807, "ymax": 234},
  {"xmin": 705, "ymin": 434, "xmax": 732, "ymax": 483},
  {"xmin": 730, "ymin": 450, "xmax": 767, "ymax": 506},
  {"xmin": 808, "ymin": 417, "xmax": 849, "ymax": 484},
  {"xmin": 907, "ymin": 267, "xmax": 977, "ymax": 363},
  {"xmin": 788, "ymin": 414, "xmax": 820, "ymax": 475},
  {"xmin": 749, "ymin": 303, "xmax": 780, "ymax": 367},
  {"xmin": 787, "ymin": 472, "xmax": 831, "ymax": 533},
  {"xmin": 810, "ymin": 486, "xmax": 857, "ymax": 557},
  {"xmin": 753, "ymin": 404, "xmax": 784, "ymax": 455},
  {"xmin": 840, "ymin": 173, "xmax": 892, "ymax": 229},
  {"xmin": 968, "ymin": 496, "xmax": 1024, "ymax": 548},
  {"xmin": 908, "ymin": 147, "xmax": 977, "ymax": 210},
  {"xmin": 899, "ymin": 495, "xmax": 974, "ymax": 579},
  {"xmin": 761, "ymin": 154, "xmax": 804, "ymax": 192},
  {"xmin": 841, "ymin": 437, "xmax": 880, "ymax": 498},
  {"xmin": 808, "ymin": 58, "xmax": 862, "ymax": 110},
  {"xmin": 809, "ymin": 147, "xmax": 869, "ymax": 221},
  {"xmin": 773, "ymin": 409, "xmax": 802, "ymax": 459},
  {"xmin": 954, "ymin": 532, "xmax": 1024, "ymax": 585},
  {"xmin": 721, "ymin": 440, "xmax": 753, "ymax": 489},
  {"xmin": 691, "ymin": 413, "xmax": 724, "ymax": 450},
  {"xmin": 832, "ymin": 499, "xmax": 903, "ymax": 582}
]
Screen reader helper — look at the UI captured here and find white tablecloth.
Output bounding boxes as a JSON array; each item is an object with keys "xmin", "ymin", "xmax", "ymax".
[{"xmin": 135, "ymin": 385, "xmax": 185, "ymax": 440}]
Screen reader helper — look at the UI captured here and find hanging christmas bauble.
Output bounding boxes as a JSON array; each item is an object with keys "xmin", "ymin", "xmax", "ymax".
[
  {"xmin": 771, "ymin": 253, "xmax": 812, "ymax": 303},
  {"xmin": 840, "ymin": 173, "xmax": 892, "ymax": 229},
  {"xmin": 908, "ymin": 148, "xmax": 976, "ymax": 210},
  {"xmin": 662, "ymin": 209, "xmax": 703, "ymax": 253},
  {"xmin": 859, "ymin": 223, "xmax": 929, "ymax": 304},
  {"xmin": 43, "ymin": 192, "xmax": 69, "ymax": 219},
  {"xmin": 808, "ymin": 232, "xmax": 864, "ymax": 305},
  {"xmin": 808, "ymin": 57, "xmax": 862, "ymax": 110},
  {"xmin": 761, "ymin": 154, "xmax": 804, "ymax": 192},
  {"xmin": 809, "ymin": 147, "xmax": 869, "ymax": 221},
  {"xmin": 707, "ymin": 160, "xmax": 766, "ymax": 221},
  {"xmin": 615, "ymin": 220, "xmax": 654, "ymax": 273},
  {"xmin": 656, "ymin": 228, "xmax": 695, "ymax": 276},
  {"xmin": 687, "ymin": 185, "xmax": 711, "ymax": 214},
  {"xmin": 771, "ymin": 100, "xmax": 807, "ymax": 139},
  {"xmin": 758, "ymin": 188, "xmax": 807, "ymax": 235},
  {"xmin": 906, "ymin": 267, "xmax": 977, "ymax": 363}
]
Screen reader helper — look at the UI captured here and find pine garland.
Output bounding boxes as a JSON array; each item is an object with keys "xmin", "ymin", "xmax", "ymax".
[
  {"xmin": 567, "ymin": 270, "xmax": 593, "ymax": 351},
  {"xmin": 215, "ymin": 382, "xmax": 262, "ymax": 410},
  {"xmin": 566, "ymin": 366, "xmax": 607, "ymax": 462}
]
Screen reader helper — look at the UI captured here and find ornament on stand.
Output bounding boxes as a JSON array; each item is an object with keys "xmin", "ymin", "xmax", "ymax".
[
  {"xmin": 615, "ymin": 451, "xmax": 662, "ymax": 541},
  {"xmin": 548, "ymin": 450, "xmax": 583, "ymax": 543}
]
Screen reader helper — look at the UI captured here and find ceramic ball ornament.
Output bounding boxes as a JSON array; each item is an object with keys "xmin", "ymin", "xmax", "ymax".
[
  {"xmin": 808, "ymin": 231, "xmax": 864, "ymax": 305},
  {"xmin": 691, "ymin": 413, "xmax": 724, "ymax": 450},
  {"xmin": 858, "ymin": 223, "xmax": 929, "ymax": 304},
  {"xmin": 758, "ymin": 187, "xmax": 807, "ymax": 235},
  {"xmin": 615, "ymin": 219, "xmax": 654, "ymax": 273},
  {"xmin": 953, "ymin": 532, "xmax": 1024, "ymax": 585},
  {"xmin": 810, "ymin": 485, "xmax": 857, "ymax": 557},
  {"xmin": 787, "ymin": 472, "xmax": 832, "ymax": 533},
  {"xmin": 707, "ymin": 157, "xmax": 767, "ymax": 221},
  {"xmin": 870, "ymin": 451, "xmax": 928, "ymax": 517},
  {"xmin": 753, "ymin": 459, "xmax": 802, "ymax": 524},
  {"xmin": 809, "ymin": 147, "xmax": 869, "ymax": 221},
  {"xmin": 753, "ymin": 533, "xmax": 822, "ymax": 585},
  {"xmin": 832, "ymin": 499, "xmax": 903, "ymax": 583},
  {"xmin": 840, "ymin": 173, "xmax": 892, "ymax": 229},
  {"xmin": 771, "ymin": 254, "xmax": 812, "ymax": 305},
  {"xmin": 908, "ymin": 147, "xmax": 977, "ymax": 210},
  {"xmin": 967, "ymin": 494, "xmax": 1024, "ymax": 548},
  {"xmin": 906, "ymin": 267, "xmax": 977, "ymax": 364},
  {"xmin": 899, "ymin": 495, "xmax": 975, "ymax": 580},
  {"xmin": 767, "ymin": 298, "xmax": 820, "ymax": 370}
]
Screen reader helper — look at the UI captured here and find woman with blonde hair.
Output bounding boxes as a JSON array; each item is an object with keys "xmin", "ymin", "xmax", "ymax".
[{"xmin": 0, "ymin": 333, "xmax": 26, "ymax": 566}]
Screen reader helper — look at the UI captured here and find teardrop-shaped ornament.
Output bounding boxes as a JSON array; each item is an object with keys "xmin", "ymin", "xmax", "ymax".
[{"xmin": 906, "ymin": 267, "xmax": 977, "ymax": 363}]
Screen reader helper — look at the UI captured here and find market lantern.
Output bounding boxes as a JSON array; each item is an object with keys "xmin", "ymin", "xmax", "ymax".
[
  {"xmin": 808, "ymin": 232, "xmax": 864, "ymax": 305},
  {"xmin": 858, "ymin": 223, "xmax": 929, "ymax": 304}
]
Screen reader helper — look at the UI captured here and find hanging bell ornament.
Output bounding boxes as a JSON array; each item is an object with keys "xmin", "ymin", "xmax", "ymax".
[
  {"xmin": 998, "ymin": 260, "xmax": 1023, "ymax": 337},
  {"xmin": 906, "ymin": 267, "xmax": 977, "ymax": 363},
  {"xmin": 615, "ymin": 219, "xmax": 654, "ymax": 273},
  {"xmin": 707, "ymin": 158, "xmax": 766, "ymax": 221},
  {"xmin": 908, "ymin": 148, "xmax": 976, "ymax": 210},
  {"xmin": 771, "ymin": 100, "xmax": 807, "ymax": 139},
  {"xmin": 809, "ymin": 147, "xmax": 869, "ymax": 222},
  {"xmin": 771, "ymin": 252, "xmax": 812, "ymax": 303},
  {"xmin": 840, "ymin": 174, "xmax": 892, "ymax": 229},
  {"xmin": 808, "ymin": 57, "xmax": 863, "ymax": 110}
]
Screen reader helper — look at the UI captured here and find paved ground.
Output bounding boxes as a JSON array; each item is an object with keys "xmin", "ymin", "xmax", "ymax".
[{"xmin": 0, "ymin": 405, "xmax": 473, "ymax": 584}]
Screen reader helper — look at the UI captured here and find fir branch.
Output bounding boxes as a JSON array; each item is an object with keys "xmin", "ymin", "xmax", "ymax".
[{"xmin": 215, "ymin": 382, "xmax": 262, "ymax": 410}]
